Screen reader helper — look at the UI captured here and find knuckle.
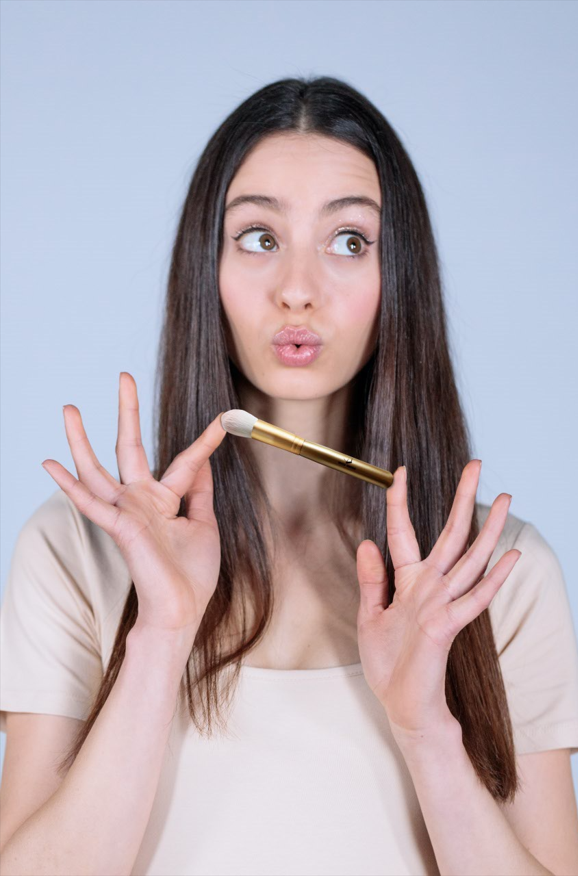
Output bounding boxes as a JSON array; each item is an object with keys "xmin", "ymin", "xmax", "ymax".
[
  {"xmin": 440, "ymin": 576, "xmax": 454, "ymax": 599},
  {"xmin": 470, "ymin": 586, "xmax": 487, "ymax": 611},
  {"xmin": 69, "ymin": 478, "xmax": 84, "ymax": 498},
  {"xmin": 386, "ymin": 523, "xmax": 410, "ymax": 537},
  {"xmin": 444, "ymin": 601, "xmax": 461, "ymax": 636},
  {"xmin": 80, "ymin": 490, "xmax": 97, "ymax": 512},
  {"xmin": 116, "ymin": 438, "xmax": 143, "ymax": 450},
  {"xmin": 183, "ymin": 455, "xmax": 202, "ymax": 477},
  {"xmin": 445, "ymin": 518, "xmax": 466, "ymax": 536}
]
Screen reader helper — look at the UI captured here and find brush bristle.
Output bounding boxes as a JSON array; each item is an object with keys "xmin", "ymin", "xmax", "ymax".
[{"xmin": 220, "ymin": 409, "xmax": 258, "ymax": 438}]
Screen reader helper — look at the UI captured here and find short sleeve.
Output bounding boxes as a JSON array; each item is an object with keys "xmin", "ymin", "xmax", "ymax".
[
  {"xmin": 0, "ymin": 490, "xmax": 104, "ymax": 732},
  {"xmin": 488, "ymin": 519, "xmax": 578, "ymax": 756}
]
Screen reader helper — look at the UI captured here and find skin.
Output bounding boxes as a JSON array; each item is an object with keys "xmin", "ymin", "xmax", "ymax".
[
  {"xmin": 357, "ymin": 460, "xmax": 521, "ymax": 737},
  {"xmin": 219, "ymin": 132, "xmax": 382, "ymax": 528},
  {"xmin": 219, "ymin": 132, "xmax": 382, "ymax": 666}
]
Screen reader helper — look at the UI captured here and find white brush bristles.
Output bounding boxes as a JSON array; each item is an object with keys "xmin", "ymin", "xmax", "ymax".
[{"xmin": 220, "ymin": 409, "xmax": 258, "ymax": 438}]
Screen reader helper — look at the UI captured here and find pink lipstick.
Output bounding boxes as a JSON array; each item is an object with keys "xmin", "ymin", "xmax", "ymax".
[{"xmin": 271, "ymin": 325, "xmax": 323, "ymax": 368}]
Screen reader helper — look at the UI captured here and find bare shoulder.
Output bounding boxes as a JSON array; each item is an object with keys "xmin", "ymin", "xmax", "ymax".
[{"xmin": 0, "ymin": 712, "xmax": 84, "ymax": 853}]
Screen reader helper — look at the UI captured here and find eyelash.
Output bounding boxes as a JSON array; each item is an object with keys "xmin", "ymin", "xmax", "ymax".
[{"xmin": 231, "ymin": 224, "xmax": 375, "ymax": 258}]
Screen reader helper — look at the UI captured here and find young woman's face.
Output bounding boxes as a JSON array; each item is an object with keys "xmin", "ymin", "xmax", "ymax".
[{"xmin": 219, "ymin": 133, "xmax": 381, "ymax": 399}]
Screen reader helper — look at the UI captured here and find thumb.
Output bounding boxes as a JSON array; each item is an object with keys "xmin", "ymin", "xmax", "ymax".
[
  {"xmin": 184, "ymin": 456, "xmax": 216, "ymax": 524},
  {"xmin": 356, "ymin": 539, "xmax": 389, "ymax": 619}
]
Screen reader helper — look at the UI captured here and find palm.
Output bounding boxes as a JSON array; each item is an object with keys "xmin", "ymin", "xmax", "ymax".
[
  {"xmin": 357, "ymin": 561, "xmax": 457, "ymax": 731},
  {"xmin": 356, "ymin": 461, "xmax": 521, "ymax": 734},
  {"xmin": 42, "ymin": 373, "xmax": 227, "ymax": 634},
  {"xmin": 110, "ymin": 479, "xmax": 223, "ymax": 629}
]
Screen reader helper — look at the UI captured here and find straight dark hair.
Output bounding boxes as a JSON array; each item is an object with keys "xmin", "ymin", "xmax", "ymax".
[{"xmin": 58, "ymin": 75, "xmax": 518, "ymax": 802}]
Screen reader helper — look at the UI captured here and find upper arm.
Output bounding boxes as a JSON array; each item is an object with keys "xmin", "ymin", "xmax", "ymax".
[
  {"xmin": 499, "ymin": 749, "xmax": 578, "ymax": 876},
  {"xmin": 0, "ymin": 711, "xmax": 85, "ymax": 853}
]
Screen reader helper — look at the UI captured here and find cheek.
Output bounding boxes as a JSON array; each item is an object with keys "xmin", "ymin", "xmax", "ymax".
[
  {"xmin": 341, "ymin": 279, "xmax": 381, "ymax": 343},
  {"xmin": 218, "ymin": 273, "xmax": 266, "ymax": 376},
  {"xmin": 218, "ymin": 258, "xmax": 254, "ymax": 334}
]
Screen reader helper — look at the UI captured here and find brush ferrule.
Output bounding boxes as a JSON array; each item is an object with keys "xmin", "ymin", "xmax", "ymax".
[{"xmin": 252, "ymin": 420, "xmax": 304, "ymax": 453}]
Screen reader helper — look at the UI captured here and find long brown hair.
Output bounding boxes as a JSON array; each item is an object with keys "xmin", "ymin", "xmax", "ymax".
[{"xmin": 57, "ymin": 76, "xmax": 518, "ymax": 802}]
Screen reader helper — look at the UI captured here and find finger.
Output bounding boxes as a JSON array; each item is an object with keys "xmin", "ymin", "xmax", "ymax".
[
  {"xmin": 444, "ymin": 549, "xmax": 521, "ymax": 635},
  {"xmin": 386, "ymin": 466, "xmax": 421, "ymax": 569},
  {"xmin": 427, "ymin": 460, "xmax": 481, "ymax": 575},
  {"xmin": 443, "ymin": 493, "xmax": 512, "ymax": 599},
  {"xmin": 41, "ymin": 458, "xmax": 121, "ymax": 538},
  {"xmin": 116, "ymin": 372, "xmax": 152, "ymax": 484},
  {"xmin": 160, "ymin": 413, "xmax": 227, "ymax": 499},
  {"xmin": 184, "ymin": 457, "xmax": 215, "ymax": 524},
  {"xmin": 63, "ymin": 405, "xmax": 123, "ymax": 505},
  {"xmin": 356, "ymin": 539, "xmax": 389, "ymax": 617}
]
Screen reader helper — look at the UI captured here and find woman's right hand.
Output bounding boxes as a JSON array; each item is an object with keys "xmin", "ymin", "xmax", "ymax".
[{"xmin": 41, "ymin": 372, "xmax": 228, "ymax": 638}]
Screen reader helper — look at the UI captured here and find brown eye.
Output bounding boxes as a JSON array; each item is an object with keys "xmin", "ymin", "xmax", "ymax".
[
  {"xmin": 329, "ymin": 231, "xmax": 373, "ymax": 258},
  {"xmin": 233, "ymin": 227, "xmax": 279, "ymax": 254},
  {"xmin": 259, "ymin": 232, "xmax": 275, "ymax": 250}
]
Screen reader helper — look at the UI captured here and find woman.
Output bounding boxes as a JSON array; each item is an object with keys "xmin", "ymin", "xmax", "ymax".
[{"xmin": 1, "ymin": 76, "xmax": 578, "ymax": 876}]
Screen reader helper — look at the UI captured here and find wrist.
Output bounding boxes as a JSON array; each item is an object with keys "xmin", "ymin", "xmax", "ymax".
[
  {"xmin": 115, "ymin": 621, "xmax": 197, "ymax": 724},
  {"xmin": 388, "ymin": 713, "xmax": 463, "ymax": 760},
  {"xmin": 128, "ymin": 619, "xmax": 199, "ymax": 666}
]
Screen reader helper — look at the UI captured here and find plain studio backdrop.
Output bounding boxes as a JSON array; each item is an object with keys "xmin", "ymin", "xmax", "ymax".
[{"xmin": 1, "ymin": 0, "xmax": 577, "ymax": 797}]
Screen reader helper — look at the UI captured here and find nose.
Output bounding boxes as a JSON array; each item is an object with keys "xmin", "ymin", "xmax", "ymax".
[{"xmin": 274, "ymin": 253, "xmax": 322, "ymax": 313}]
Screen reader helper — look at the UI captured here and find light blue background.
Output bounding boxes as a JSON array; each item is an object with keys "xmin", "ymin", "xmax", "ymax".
[{"xmin": 1, "ymin": 0, "xmax": 577, "ymax": 802}]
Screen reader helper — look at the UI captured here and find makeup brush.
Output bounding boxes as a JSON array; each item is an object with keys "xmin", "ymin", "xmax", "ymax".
[{"xmin": 220, "ymin": 409, "xmax": 393, "ymax": 489}]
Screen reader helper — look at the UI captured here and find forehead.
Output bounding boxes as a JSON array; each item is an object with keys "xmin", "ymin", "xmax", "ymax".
[{"xmin": 226, "ymin": 133, "xmax": 381, "ymax": 206}]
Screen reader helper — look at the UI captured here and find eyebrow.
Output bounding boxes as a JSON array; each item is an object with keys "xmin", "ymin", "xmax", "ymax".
[{"xmin": 224, "ymin": 194, "xmax": 381, "ymax": 217}]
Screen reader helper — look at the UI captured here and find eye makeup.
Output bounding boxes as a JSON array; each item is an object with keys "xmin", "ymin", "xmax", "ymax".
[{"xmin": 231, "ymin": 224, "xmax": 377, "ymax": 257}]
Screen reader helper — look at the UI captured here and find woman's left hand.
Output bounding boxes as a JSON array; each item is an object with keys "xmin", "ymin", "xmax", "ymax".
[{"xmin": 355, "ymin": 459, "xmax": 521, "ymax": 742}]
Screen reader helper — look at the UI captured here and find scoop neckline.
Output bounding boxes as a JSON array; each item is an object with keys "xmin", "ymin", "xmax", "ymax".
[{"xmin": 235, "ymin": 661, "xmax": 364, "ymax": 679}]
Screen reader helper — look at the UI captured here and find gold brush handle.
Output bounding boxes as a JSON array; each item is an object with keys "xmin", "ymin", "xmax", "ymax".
[
  {"xmin": 300, "ymin": 441, "xmax": 393, "ymax": 488},
  {"xmin": 252, "ymin": 420, "xmax": 393, "ymax": 489}
]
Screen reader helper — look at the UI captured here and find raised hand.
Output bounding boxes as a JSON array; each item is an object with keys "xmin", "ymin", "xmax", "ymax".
[
  {"xmin": 42, "ymin": 372, "xmax": 227, "ymax": 638},
  {"xmin": 355, "ymin": 460, "xmax": 521, "ymax": 740}
]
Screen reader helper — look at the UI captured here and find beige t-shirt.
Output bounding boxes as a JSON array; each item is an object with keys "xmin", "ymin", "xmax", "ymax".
[{"xmin": 2, "ymin": 489, "xmax": 578, "ymax": 876}]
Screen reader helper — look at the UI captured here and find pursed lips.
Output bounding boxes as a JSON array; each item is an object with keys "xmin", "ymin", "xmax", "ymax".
[{"xmin": 272, "ymin": 327, "xmax": 323, "ymax": 346}]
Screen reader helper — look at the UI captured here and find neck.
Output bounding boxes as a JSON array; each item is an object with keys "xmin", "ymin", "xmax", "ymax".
[{"xmin": 235, "ymin": 372, "xmax": 362, "ymax": 532}]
